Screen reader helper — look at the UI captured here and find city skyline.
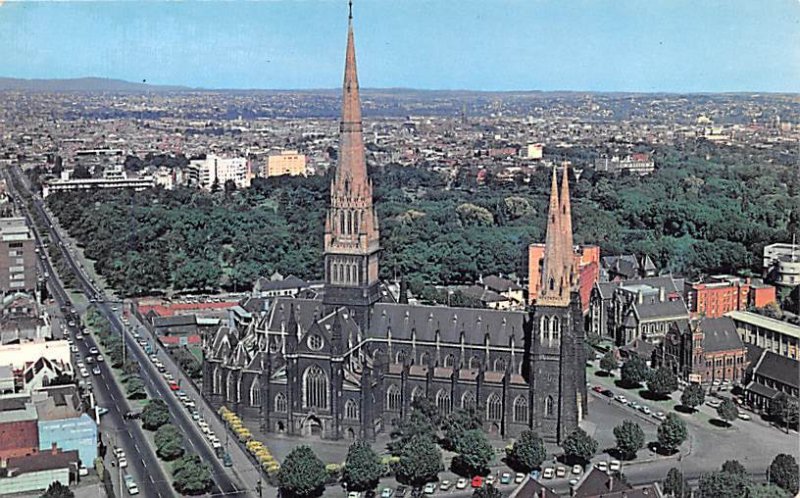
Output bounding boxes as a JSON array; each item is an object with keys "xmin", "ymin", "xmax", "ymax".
[{"xmin": 0, "ymin": 0, "xmax": 799, "ymax": 93}]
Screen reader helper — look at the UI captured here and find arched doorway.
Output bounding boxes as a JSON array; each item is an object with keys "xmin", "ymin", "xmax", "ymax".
[
  {"xmin": 276, "ymin": 421, "xmax": 286, "ymax": 433},
  {"xmin": 346, "ymin": 428, "xmax": 356, "ymax": 440},
  {"xmin": 301, "ymin": 415, "xmax": 323, "ymax": 437}
]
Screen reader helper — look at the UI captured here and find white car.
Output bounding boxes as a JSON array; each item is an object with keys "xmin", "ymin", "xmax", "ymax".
[
  {"xmin": 542, "ymin": 468, "xmax": 554, "ymax": 479},
  {"xmin": 514, "ymin": 473, "xmax": 525, "ymax": 484},
  {"xmin": 596, "ymin": 461, "xmax": 608, "ymax": 472},
  {"xmin": 80, "ymin": 368, "xmax": 89, "ymax": 378},
  {"xmin": 738, "ymin": 412, "xmax": 751, "ymax": 421},
  {"xmin": 572, "ymin": 465, "xmax": 583, "ymax": 475},
  {"xmin": 609, "ymin": 460, "xmax": 621, "ymax": 472},
  {"xmin": 118, "ymin": 457, "xmax": 128, "ymax": 468},
  {"xmin": 423, "ymin": 483, "xmax": 436, "ymax": 495},
  {"xmin": 706, "ymin": 399, "xmax": 721, "ymax": 408},
  {"xmin": 456, "ymin": 478, "xmax": 469, "ymax": 489}
]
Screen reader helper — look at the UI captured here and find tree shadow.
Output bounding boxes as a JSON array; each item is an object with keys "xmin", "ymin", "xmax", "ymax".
[
  {"xmin": 709, "ymin": 419, "xmax": 731, "ymax": 428},
  {"xmin": 674, "ymin": 405, "xmax": 695, "ymax": 414},
  {"xmin": 639, "ymin": 390, "xmax": 670, "ymax": 402},
  {"xmin": 648, "ymin": 441, "xmax": 678, "ymax": 456},
  {"xmin": 604, "ymin": 448, "xmax": 630, "ymax": 461},
  {"xmin": 614, "ymin": 380, "xmax": 640, "ymax": 390},
  {"xmin": 595, "ymin": 371, "xmax": 613, "ymax": 378}
]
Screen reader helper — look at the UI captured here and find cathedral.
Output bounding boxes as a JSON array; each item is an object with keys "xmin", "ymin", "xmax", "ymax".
[{"xmin": 203, "ymin": 7, "xmax": 587, "ymax": 443}]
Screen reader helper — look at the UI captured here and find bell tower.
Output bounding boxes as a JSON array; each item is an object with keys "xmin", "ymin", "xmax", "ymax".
[{"xmin": 323, "ymin": 2, "xmax": 382, "ymax": 326}]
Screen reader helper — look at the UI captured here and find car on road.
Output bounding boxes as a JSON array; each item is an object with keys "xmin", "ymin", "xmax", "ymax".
[
  {"xmin": 601, "ymin": 389, "xmax": 614, "ymax": 397},
  {"xmin": 609, "ymin": 460, "xmax": 621, "ymax": 472},
  {"xmin": 96, "ymin": 355, "xmax": 104, "ymax": 362},
  {"xmin": 556, "ymin": 467, "xmax": 566, "ymax": 478},
  {"xmin": 124, "ymin": 475, "xmax": 139, "ymax": 495},
  {"xmin": 542, "ymin": 468, "xmax": 554, "ymax": 479},
  {"xmin": 118, "ymin": 457, "xmax": 128, "ymax": 468},
  {"xmin": 80, "ymin": 368, "xmax": 89, "ymax": 378},
  {"xmin": 652, "ymin": 411, "xmax": 666, "ymax": 421},
  {"xmin": 572, "ymin": 465, "xmax": 583, "ymax": 475},
  {"xmin": 515, "ymin": 473, "xmax": 525, "ymax": 484},
  {"xmin": 500, "ymin": 472, "xmax": 512, "ymax": 485},
  {"xmin": 738, "ymin": 412, "xmax": 751, "ymax": 421},
  {"xmin": 440, "ymin": 480, "xmax": 452, "ymax": 491},
  {"xmin": 113, "ymin": 448, "xmax": 125, "ymax": 459},
  {"xmin": 92, "ymin": 367, "xmax": 101, "ymax": 375},
  {"xmin": 592, "ymin": 385, "xmax": 604, "ymax": 393},
  {"xmin": 123, "ymin": 411, "xmax": 141, "ymax": 420},
  {"xmin": 168, "ymin": 381, "xmax": 180, "ymax": 391},
  {"xmin": 96, "ymin": 407, "xmax": 109, "ymax": 416},
  {"xmin": 381, "ymin": 487, "xmax": 394, "ymax": 498},
  {"xmin": 615, "ymin": 395, "xmax": 627, "ymax": 404},
  {"xmin": 456, "ymin": 478, "xmax": 469, "ymax": 489},
  {"xmin": 471, "ymin": 476, "xmax": 484, "ymax": 488},
  {"xmin": 423, "ymin": 483, "xmax": 436, "ymax": 495},
  {"xmin": 89, "ymin": 347, "xmax": 99, "ymax": 355},
  {"xmin": 75, "ymin": 333, "xmax": 83, "ymax": 340}
]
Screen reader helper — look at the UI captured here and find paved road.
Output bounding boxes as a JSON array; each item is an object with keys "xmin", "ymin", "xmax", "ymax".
[
  {"xmin": 11, "ymin": 166, "xmax": 253, "ymax": 498},
  {"xmin": 4, "ymin": 167, "xmax": 174, "ymax": 498}
]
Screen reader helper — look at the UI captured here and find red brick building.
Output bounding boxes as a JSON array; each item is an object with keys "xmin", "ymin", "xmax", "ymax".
[
  {"xmin": 660, "ymin": 316, "xmax": 749, "ymax": 385},
  {"xmin": 0, "ymin": 399, "xmax": 39, "ymax": 459},
  {"xmin": 684, "ymin": 275, "xmax": 775, "ymax": 318}
]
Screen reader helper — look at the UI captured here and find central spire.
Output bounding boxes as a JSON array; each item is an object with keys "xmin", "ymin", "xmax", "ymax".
[
  {"xmin": 538, "ymin": 164, "xmax": 575, "ymax": 307},
  {"xmin": 323, "ymin": 1, "xmax": 381, "ymax": 313}
]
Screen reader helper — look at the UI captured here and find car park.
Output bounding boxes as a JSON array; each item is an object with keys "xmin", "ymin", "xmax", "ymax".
[
  {"xmin": 542, "ymin": 468, "xmax": 554, "ymax": 479},
  {"xmin": 456, "ymin": 478, "xmax": 469, "ymax": 489},
  {"xmin": 423, "ymin": 483, "xmax": 436, "ymax": 494}
]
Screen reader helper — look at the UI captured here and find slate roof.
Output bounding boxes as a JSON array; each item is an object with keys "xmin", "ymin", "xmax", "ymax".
[
  {"xmin": 483, "ymin": 275, "xmax": 523, "ymax": 293},
  {"xmin": 6, "ymin": 449, "xmax": 79, "ymax": 475},
  {"xmin": 634, "ymin": 299, "xmax": 688, "ymax": 321},
  {"xmin": 574, "ymin": 468, "xmax": 631, "ymax": 497},
  {"xmin": 753, "ymin": 351, "xmax": 799, "ymax": 389},
  {"xmin": 698, "ymin": 317, "xmax": 744, "ymax": 353},
  {"xmin": 255, "ymin": 275, "xmax": 308, "ymax": 292}
]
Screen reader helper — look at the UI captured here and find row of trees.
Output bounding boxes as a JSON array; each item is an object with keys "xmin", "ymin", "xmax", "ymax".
[
  {"xmin": 41, "ymin": 140, "xmax": 799, "ymax": 296},
  {"xmin": 663, "ymin": 454, "xmax": 800, "ymax": 498}
]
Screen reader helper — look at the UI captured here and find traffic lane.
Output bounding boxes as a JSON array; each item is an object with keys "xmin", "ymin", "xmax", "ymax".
[{"xmin": 113, "ymin": 306, "xmax": 247, "ymax": 497}]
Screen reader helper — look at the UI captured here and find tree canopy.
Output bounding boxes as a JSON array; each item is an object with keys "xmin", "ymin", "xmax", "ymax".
[
  {"xmin": 613, "ymin": 420, "xmax": 645, "ymax": 460},
  {"xmin": 40, "ymin": 482, "xmax": 74, "ymax": 498},
  {"xmin": 716, "ymin": 399, "xmax": 739, "ymax": 426},
  {"xmin": 278, "ymin": 446, "xmax": 328, "ymax": 498},
  {"xmin": 342, "ymin": 440, "xmax": 383, "ymax": 492},
  {"xmin": 647, "ymin": 367, "xmax": 678, "ymax": 398},
  {"xmin": 395, "ymin": 435, "xmax": 443, "ymax": 491},
  {"xmin": 507, "ymin": 430, "xmax": 547, "ymax": 473},
  {"xmin": 172, "ymin": 455, "xmax": 213, "ymax": 496},
  {"xmin": 769, "ymin": 453, "xmax": 799, "ymax": 495},
  {"xmin": 680, "ymin": 383, "xmax": 705, "ymax": 411},
  {"xmin": 155, "ymin": 424, "xmax": 185, "ymax": 461},
  {"xmin": 142, "ymin": 399, "xmax": 170, "ymax": 431},
  {"xmin": 560, "ymin": 428, "xmax": 598, "ymax": 465},
  {"xmin": 451, "ymin": 429, "xmax": 494, "ymax": 477},
  {"xmin": 621, "ymin": 356, "xmax": 649, "ymax": 387},
  {"xmin": 657, "ymin": 413, "xmax": 687, "ymax": 454}
]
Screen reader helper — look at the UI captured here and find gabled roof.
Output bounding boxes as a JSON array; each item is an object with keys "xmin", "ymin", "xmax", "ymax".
[
  {"xmin": 634, "ymin": 299, "xmax": 688, "ymax": 321},
  {"xmin": 698, "ymin": 317, "xmax": 744, "ymax": 353},
  {"xmin": 753, "ymin": 350, "xmax": 799, "ymax": 389},
  {"xmin": 482, "ymin": 275, "xmax": 523, "ymax": 292}
]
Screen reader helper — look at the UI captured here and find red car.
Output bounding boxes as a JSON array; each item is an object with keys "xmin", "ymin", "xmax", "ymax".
[
  {"xmin": 168, "ymin": 381, "xmax": 180, "ymax": 391},
  {"xmin": 471, "ymin": 476, "xmax": 484, "ymax": 488},
  {"xmin": 592, "ymin": 386, "xmax": 604, "ymax": 393}
]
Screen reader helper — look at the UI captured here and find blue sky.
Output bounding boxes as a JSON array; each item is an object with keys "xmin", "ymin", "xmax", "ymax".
[{"xmin": 0, "ymin": 0, "xmax": 798, "ymax": 92}]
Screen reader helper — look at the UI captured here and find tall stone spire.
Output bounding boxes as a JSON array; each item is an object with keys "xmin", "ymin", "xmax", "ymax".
[
  {"xmin": 559, "ymin": 163, "xmax": 575, "ymax": 287},
  {"xmin": 323, "ymin": 2, "xmax": 381, "ymax": 322},
  {"xmin": 538, "ymin": 166, "xmax": 570, "ymax": 307}
]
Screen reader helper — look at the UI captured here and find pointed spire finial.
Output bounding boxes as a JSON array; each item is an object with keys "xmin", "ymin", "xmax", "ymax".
[{"xmin": 349, "ymin": 0, "xmax": 353, "ymax": 20}]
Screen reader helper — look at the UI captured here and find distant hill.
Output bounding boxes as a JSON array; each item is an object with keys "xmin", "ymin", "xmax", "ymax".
[{"xmin": 0, "ymin": 77, "xmax": 191, "ymax": 92}]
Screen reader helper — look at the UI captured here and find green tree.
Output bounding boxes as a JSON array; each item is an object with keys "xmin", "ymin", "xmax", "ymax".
[
  {"xmin": 278, "ymin": 446, "xmax": 327, "ymax": 498},
  {"xmin": 506, "ymin": 430, "xmax": 547, "ymax": 473},
  {"xmin": 172, "ymin": 455, "xmax": 212, "ymax": 495},
  {"xmin": 395, "ymin": 435, "xmax": 443, "ymax": 492},
  {"xmin": 142, "ymin": 399, "xmax": 170, "ymax": 431},
  {"xmin": 657, "ymin": 413, "xmax": 687, "ymax": 454},
  {"xmin": 699, "ymin": 470, "xmax": 751, "ymax": 498},
  {"xmin": 768, "ymin": 393, "xmax": 799, "ymax": 433},
  {"xmin": 154, "ymin": 424, "xmax": 185, "ymax": 461},
  {"xmin": 716, "ymin": 399, "xmax": 738, "ymax": 426},
  {"xmin": 341, "ymin": 440, "xmax": 383, "ymax": 492},
  {"xmin": 621, "ymin": 356, "xmax": 649, "ymax": 387},
  {"xmin": 662, "ymin": 467, "xmax": 688, "ymax": 498},
  {"xmin": 769, "ymin": 453, "xmax": 799, "ymax": 495},
  {"xmin": 388, "ymin": 398, "xmax": 438, "ymax": 454},
  {"xmin": 40, "ymin": 481, "xmax": 74, "ymax": 498},
  {"xmin": 721, "ymin": 460, "xmax": 747, "ymax": 476},
  {"xmin": 473, "ymin": 484, "xmax": 503, "ymax": 498},
  {"xmin": 600, "ymin": 350, "xmax": 617, "ymax": 374},
  {"xmin": 126, "ymin": 377, "xmax": 147, "ymax": 400},
  {"xmin": 441, "ymin": 408, "xmax": 482, "ymax": 451},
  {"xmin": 680, "ymin": 383, "xmax": 705, "ymax": 411},
  {"xmin": 560, "ymin": 428, "xmax": 598, "ymax": 464},
  {"xmin": 452, "ymin": 429, "xmax": 494, "ymax": 477},
  {"xmin": 122, "ymin": 360, "xmax": 139, "ymax": 378},
  {"xmin": 613, "ymin": 420, "xmax": 645, "ymax": 460},
  {"xmin": 647, "ymin": 367, "xmax": 678, "ymax": 398},
  {"xmin": 746, "ymin": 483, "xmax": 793, "ymax": 498}
]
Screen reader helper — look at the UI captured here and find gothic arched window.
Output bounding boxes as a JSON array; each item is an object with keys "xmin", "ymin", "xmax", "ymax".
[
  {"xmin": 386, "ymin": 385, "xmax": 401, "ymax": 411},
  {"xmin": 469, "ymin": 355, "xmax": 481, "ymax": 369},
  {"xmin": 461, "ymin": 391, "xmax": 476, "ymax": 410},
  {"xmin": 544, "ymin": 395, "xmax": 554, "ymax": 417},
  {"xmin": 395, "ymin": 350, "xmax": 407, "ymax": 364},
  {"xmin": 443, "ymin": 354, "xmax": 455, "ymax": 368},
  {"xmin": 486, "ymin": 393, "xmax": 502, "ymax": 421},
  {"xmin": 436, "ymin": 389, "xmax": 452, "ymax": 415},
  {"xmin": 419, "ymin": 352, "xmax": 430, "ymax": 365},
  {"xmin": 411, "ymin": 386, "xmax": 424, "ymax": 402},
  {"xmin": 274, "ymin": 392, "xmax": 287, "ymax": 413},
  {"xmin": 513, "ymin": 395, "xmax": 528, "ymax": 423},
  {"xmin": 344, "ymin": 399, "xmax": 359, "ymax": 420},
  {"xmin": 494, "ymin": 357, "xmax": 506, "ymax": 372},
  {"xmin": 250, "ymin": 379, "xmax": 261, "ymax": 406},
  {"xmin": 303, "ymin": 365, "xmax": 328, "ymax": 409}
]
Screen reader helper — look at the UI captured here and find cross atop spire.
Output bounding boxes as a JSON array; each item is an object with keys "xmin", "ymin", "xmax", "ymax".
[{"xmin": 348, "ymin": 0, "xmax": 353, "ymax": 20}]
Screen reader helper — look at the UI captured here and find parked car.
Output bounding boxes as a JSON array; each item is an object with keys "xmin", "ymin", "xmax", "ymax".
[
  {"xmin": 601, "ymin": 389, "xmax": 614, "ymax": 398},
  {"xmin": 92, "ymin": 367, "xmax": 101, "ymax": 375},
  {"xmin": 471, "ymin": 476, "xmax": 484, "ymax": 488},
  {"xmin": 738, "ymin": 412, "xmax": 751, "ymax": 421},
  {"xmin": 168, "ymin": 381, "xmax": 180, "ymax": 391},
  {"xmin": 440, "ymin": 480, "xmax": 452, "ymax": 491},
  {"xmin": 395, "ymin": 485, "xmax": 407, "ymax": 497},
  {"xmin": 89, "ymin": 347, "xmax": 99, "ymax": 355},
  {"xmin": 615, "ymin": 395, "xmax": 627, "ymax": 404},
  {"xmin": 639, "ymin": 405, "xmax": 651, "ymax": 415},
  {"xmin": 609, "ymin": 460, "xmax": 621, "ymax": 472},
  {"xmin": 572, "ymin": 465, "xmax": 583, "ymax": 475},
  {"xmin": 556, "ymin": 467, "xmax": 566, "ymax": 478},
  {"xmin": 485, "ymin": 475, "xmax": 495, "ymax": 486},
  {"xmin": 423, "ymin": 483, "xmax": 436, "ymax": 495},
  {"xmin": 652, "ymin": 411, "xmax": 667, "ymax": 421},
  {"xmin": 542, "ymin": 468, "xmax": 554, "ymax": 479},
  {"xmin": 706, "ymin": 400, "xmax": 721, "ymax": 409},
  {"xmin": 515, "ymin": 473, "xmax": 525, "ymax": 484},
  {"xmin": 456, "ymin": 478, "xmax": 469, "ymax": 489},
  {"xmin": 596, "ymin": 462, "xmax": 608, "ymax": 472},
  {"xmin": 347, "ymin": 492, "xmax": 361, "ymax": 498},
  {"xmin": 381, "ymin": 488, "xmax": 394, "ymax": 498},
  {"xmin": 96, "ymin": 355, "xmax": 104, "ymax": 362},
  {"xmin": 118, "ymin": 457, "xmax": 128, "ymax": 468},
  {"xmin": 500, "ymin": 472, "xmax": 512, "ymax": 484}
]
